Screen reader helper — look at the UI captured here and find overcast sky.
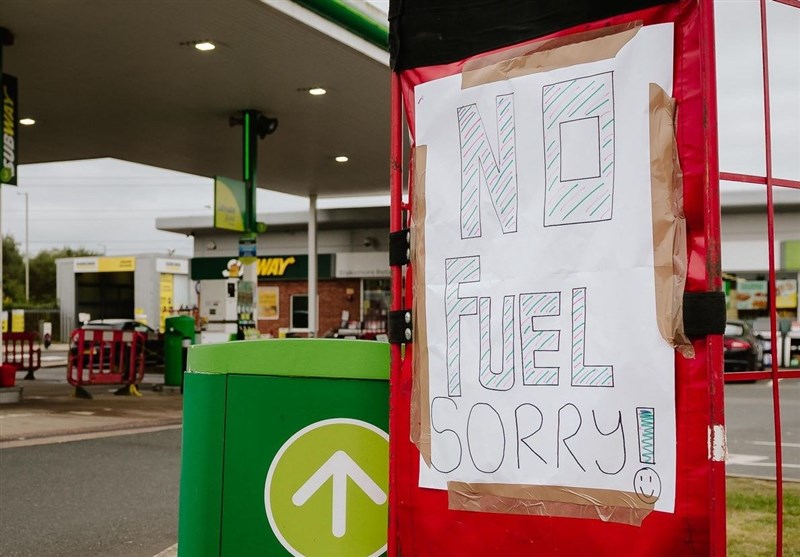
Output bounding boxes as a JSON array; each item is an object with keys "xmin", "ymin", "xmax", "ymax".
[{"xmin": 1, "ymin": 0, "xmax": 797, "ymax": 258}]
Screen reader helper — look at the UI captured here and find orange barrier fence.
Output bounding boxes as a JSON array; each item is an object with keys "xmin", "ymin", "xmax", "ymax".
[
  {"xmin": 3, "ymin": 332, "xmax": 42, "ymax": 380},
  {"xmin": 67, "ymin": 328, "xmax": 146, "ymax": 398}
]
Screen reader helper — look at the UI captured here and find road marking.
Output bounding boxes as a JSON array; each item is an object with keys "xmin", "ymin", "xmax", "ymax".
[
  {"xmin": 751, "ymin": 441, "xmax": 800, "ymax": 448},
  {"xmin": 0, "ymin": 424, "xmax": 182, "ymax": 449},
  {"xmin": 152, "ymin": 543, "xmax": 177, "ymax": 557},
  {"xmin": 728, "ymin": 453, "xmax": 800, "ymax": 468},
  {"xmin": 727, "ymin": 453, "xmax": 767, "ymax": 465}
]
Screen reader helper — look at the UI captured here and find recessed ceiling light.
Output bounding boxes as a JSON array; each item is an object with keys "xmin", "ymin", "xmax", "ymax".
[
  {"xmin": 335, "ymin": 156, "xmax": 349, "ymax": 163},
  {"xmin": 194, "ymin": 41, "xmax": 216, "ymax": 51},
  {"xmin": 19, "ymin": 118, "xmax": 36, "ymax": 126},
  {"xmin": 308, "ymin": 87, "xmax": 327, "ymax": 96}
]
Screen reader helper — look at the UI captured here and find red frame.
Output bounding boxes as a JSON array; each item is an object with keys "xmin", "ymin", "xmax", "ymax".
[
  {"xmin": 719, "ymin": 1, "xmax": 800, "ymax": 555},
  {"xmin": 389, "ymin": 0, "xmax": 730, "ymax": 555}
]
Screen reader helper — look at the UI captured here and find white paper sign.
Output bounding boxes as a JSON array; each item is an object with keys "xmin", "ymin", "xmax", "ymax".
[{"xmin": 416, "ymin": 24, "xmax": 676, "ymax": 513}]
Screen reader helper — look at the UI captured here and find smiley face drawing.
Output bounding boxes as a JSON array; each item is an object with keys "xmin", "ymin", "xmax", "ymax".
[{"xmin": 633, "ymin": 467, "xmax": 662, "ymax": 504}]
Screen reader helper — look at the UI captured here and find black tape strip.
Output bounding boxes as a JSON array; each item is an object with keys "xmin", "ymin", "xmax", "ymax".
[
  {"xmin": 389, "ymin": 0, "xmax": 670, "ymax": 70},
  {"xmin": 683, "ymin": 291, "xmax": 727, "ymax": 337},
  {"xmin": 390, "ymin": 228, "xmax": 411, "ymax": 267},
  {"xmin": 388, "ymin": 310, "xmax": 413, "ymax": 344}
]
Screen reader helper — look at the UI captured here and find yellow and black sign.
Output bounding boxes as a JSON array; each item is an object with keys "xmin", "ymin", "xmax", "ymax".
[
  {"xmin": 73, "ymin": 256, "xmax": 136, "ymax": 273},
  {"xmin": 191, "ymin": 254, "xmax": 334, "ymax": 281},
  {"xmin": 1, "ymin": 74, "xmax": 18, "ymax": 186},
  {"xmin": 257, "ymin": 256, "xmax": 296, "ymax": 277}
]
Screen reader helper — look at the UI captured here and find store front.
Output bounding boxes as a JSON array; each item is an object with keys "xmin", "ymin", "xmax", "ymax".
[
  {"xmin": 190, "ymin": 252, "xmax": 391, "ymax": 339},
  {"xmin": 55, "ymin": 255, "xmax": 192, "ymax": 339}
]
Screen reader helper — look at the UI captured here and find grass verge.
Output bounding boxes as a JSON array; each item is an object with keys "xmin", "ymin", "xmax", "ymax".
[{"xmin": 727, "ymin": 477, "xmax": 799, "ymax": 556}]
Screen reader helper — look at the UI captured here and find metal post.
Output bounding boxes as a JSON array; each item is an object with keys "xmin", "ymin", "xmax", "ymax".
[
  {"xmin": 307, "ymin": 194, "xmax": 318, "ymax": 337},
  {"xmin": 243, "ymin": 110, "xmax": 258, "ymax": 234},
  {"xmin": 1, "ymin": 28, "xmax": 6, "ymax": 364},
  {"xmin": 759, "ymin": 1, "xmax": 784, "ymax": 553},
  {"xmin": 387, "ymin": 69, "xmax": 403, "ymax": 557},
  {"xmin": 0, "ymin": 185, "xmax": 3, "ymax": 365},
  {"xmin": 698, "ymin": 1, "xmax": 727, "ymax": 555},
  {"xmin": 241, "ymin": 110, "xmax": 260, "ymax": 331},
  {"xmin": 21, "ymin": 191, "xmax": 28, "ymax": 301}
]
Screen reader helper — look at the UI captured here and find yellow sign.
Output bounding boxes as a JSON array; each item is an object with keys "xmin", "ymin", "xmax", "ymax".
[
  {"xmin": 11, "ymin": 309, "xmax": 25, "ymax": 332},
  {"xmin": 159, "ymin": 273, "xmax": 175, "ymax": 333},
  {"xmin": 1, "ymin": 311, "xmax": 7, "ymax": 333},
  {"xmin": 98, "ymin": 257, "xmax": 136, "ymax": 272},
  {"xmin": 257, "ymin": 257, "xmax": 296, "ymax": 277},
  {"xmin": 776, "ymin": 279, "xmax": 798, "ymax": 309},
  {"xmin": 258, "ymin": 286, "xmax": 280, "ymax": 320},
  {"xmin": 214, "ymin": 176, "xmax": 247, "ymax": 232},
  {"xmin": 73, "ymin": 256, "xmax": 136, "ymax": 273},
  {"xmin": 134, "ymin": 307, "xmax": 148, "ymax": 326}
]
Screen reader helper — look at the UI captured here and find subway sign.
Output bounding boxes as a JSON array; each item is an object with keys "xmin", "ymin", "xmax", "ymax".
[
  {"xmin": 2, "ymin": 74, "xmax": 18, "ymax": 186},
  {"xmin": 191, "ymin": 254, "xmax": 334, "ymax": 281}
]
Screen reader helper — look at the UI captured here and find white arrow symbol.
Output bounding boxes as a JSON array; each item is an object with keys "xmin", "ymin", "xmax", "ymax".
[{"xmin": 291, "ymin": 450, "xmax": 386, "ymax": 538}]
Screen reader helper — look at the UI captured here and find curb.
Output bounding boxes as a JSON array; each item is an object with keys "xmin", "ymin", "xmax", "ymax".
[
  {"xmin": 0, "ymin": 417, "xmax": 183, "ymax": 444},
  {"xmin": 0, "ymin": 423, "xmax": 183, "ymax": 449},
  {"xmin": 153, "ymin": 543, "xmax": 178, "ymax": 557}
]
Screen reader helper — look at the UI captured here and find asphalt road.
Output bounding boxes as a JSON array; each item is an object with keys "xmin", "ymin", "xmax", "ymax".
[
  {"xmin": 0, "ymin": 429, "xmax": 180, "ymax": 557},
  {"xmin": 725, "ymin": 379, "xmax": 800, "ymax": 481},
  {"xmin": 0, "ymin": 365, "xmax": 795, "ymax": 557}
]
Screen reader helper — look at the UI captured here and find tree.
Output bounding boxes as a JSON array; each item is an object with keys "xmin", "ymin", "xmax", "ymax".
[
  {"xmin": 2, "ymin": 235, "xmax": 25, "ymax": 305},
  {"xmin": 2, "ymin": 237, "xmax": 98, "ymax": 307},
  {"xmin": 30, "ymin": 247, "xmax": 98, "ymax": 306}
]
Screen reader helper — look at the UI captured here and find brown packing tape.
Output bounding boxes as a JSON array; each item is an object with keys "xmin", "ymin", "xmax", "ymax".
[
  {"xmin": 461, "ymin": 22, "xmax": 641, "ymax": 89},
  {"xmin": 448, "ymin": 482, "xmax": 654, "ymax": 527},
  {"xmin": 649, "ymin": 84, "xmax": 693, "ymax": 358},
  {"xmin": 410, "ymin": 145, "xmax": 432, "ymax": 466}
]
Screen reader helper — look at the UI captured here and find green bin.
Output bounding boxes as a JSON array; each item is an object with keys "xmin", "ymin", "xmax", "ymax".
[
  {"xmin": 164, "ymin": 316, "xmax": 196, "ymax": 387},
  {"xmin": 178, "ymin": 339, "xmax": 390, "ymax": 557}
]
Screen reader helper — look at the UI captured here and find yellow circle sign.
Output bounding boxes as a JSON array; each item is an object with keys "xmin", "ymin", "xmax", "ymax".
[{"xmin": 264, "ymin": 418, "xmax": 389, "ymax": 557}]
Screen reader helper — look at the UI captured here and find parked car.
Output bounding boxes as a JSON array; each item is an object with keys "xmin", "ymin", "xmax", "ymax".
[
  {"xmin": 70, "ymin": 319, "xmax": 163, "ymax": 367},
  {"xmin": 724, "ymin": 320, "xmax": 764, "ymax": 373}
]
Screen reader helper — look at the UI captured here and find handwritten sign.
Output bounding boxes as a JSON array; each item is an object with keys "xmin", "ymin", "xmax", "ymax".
[{"xmin": 415, "ymin": 25, "xmax": 677, "ymax": 512}]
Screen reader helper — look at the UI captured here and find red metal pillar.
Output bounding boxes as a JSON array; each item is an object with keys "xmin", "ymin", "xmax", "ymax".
[
  {"xmin": 759, "ymin": 1, "xmax": 784, "ymax": 554},
  {"xmin": 387, "ymin": 69, "xmax": 404, "ymax": 557},
  {"xmin": 698, "ymin": 1, "xmax": 727, "ymax": 554}
]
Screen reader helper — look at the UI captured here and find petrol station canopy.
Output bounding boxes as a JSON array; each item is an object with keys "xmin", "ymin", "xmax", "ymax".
[{"xmin": 0, "ymin": 0, "xmax": 391, "ymax": 198}]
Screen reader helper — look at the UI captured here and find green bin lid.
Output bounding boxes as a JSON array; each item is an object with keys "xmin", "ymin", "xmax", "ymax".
[{"xmin": 187, "ymin": 339, "xmax": 389, "ymax": 381}]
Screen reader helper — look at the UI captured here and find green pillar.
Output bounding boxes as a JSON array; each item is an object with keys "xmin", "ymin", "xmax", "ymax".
[
  {"xmin": 242, "ymin": 110, "xmax": 257, "ymax": 233},
  {"xmin": 178, "ymin": 339, "xmax": 390, "ymax": 557}
]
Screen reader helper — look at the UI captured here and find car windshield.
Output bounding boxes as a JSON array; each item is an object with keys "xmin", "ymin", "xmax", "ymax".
[{"xmin": 725, "ymin": 323, "xmax": 745, "ymax": 336}]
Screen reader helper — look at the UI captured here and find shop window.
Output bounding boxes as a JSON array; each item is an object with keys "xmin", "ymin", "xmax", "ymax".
[
  {"xmin": 290, "ymin": 295, "xmax": 308, "ymax": 329},
  {"xmin": 362, "ymin": 279, "xmax": 390, "ymax": 333}
]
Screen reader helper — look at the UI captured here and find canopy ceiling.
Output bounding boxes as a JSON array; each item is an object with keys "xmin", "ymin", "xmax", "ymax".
[{"xmin": 1, "ymin": 0, "xmax": 391, "ymax": 198}]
